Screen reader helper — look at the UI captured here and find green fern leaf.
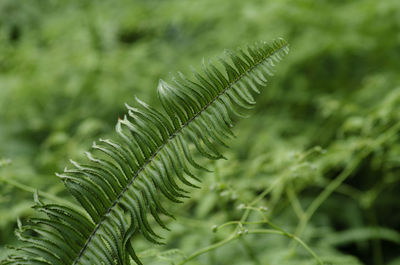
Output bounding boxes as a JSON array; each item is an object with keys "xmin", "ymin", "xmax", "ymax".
[{"xmin": 1, "ymin": 39, "xmax": 289, "ymax": 265}]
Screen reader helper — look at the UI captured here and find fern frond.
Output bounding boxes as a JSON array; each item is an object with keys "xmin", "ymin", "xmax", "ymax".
[{"xmin": 1, "ymin": 39, "xmax": 289, "ymax": 265}]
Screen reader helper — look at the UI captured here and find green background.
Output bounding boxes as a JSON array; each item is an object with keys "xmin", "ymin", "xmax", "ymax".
[{"xmin": 1, "ymin": 0, "xmax": 400, "ymax": 264}]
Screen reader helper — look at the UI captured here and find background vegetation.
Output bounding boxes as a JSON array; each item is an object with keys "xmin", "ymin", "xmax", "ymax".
[{"xmin": 1, "ymin": 0, "xmax": 399, "ymax": 264}]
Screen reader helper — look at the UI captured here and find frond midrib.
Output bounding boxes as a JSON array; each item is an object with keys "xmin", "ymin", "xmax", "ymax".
[{"xmin": 72, "ymin": 41, "xmax": 289, "ymax": 265}]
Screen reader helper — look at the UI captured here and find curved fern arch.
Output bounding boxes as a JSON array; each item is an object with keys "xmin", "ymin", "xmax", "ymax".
[{"xmin": 1, "ymin": 39, "xmax": 289, "ymax": 265}]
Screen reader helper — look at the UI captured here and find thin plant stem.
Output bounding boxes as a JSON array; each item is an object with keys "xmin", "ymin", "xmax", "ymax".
[
  {"xmin": 0, "ymin": 175, "xmax": 83, "ymax": 214},
  {"xmin": 286, "ymin": 181, "xmax": 305, "ymax": 219},
  {"xmin": 293, "ymin": 121, "xmax": 400, "ymax": 245},
  {"xmin": 177, "ymin": 234, "xmax": 237, "ymax": 265},
  {"xmin": 178, "ymin": 228, "xmax": 323, "ymax": 265},
  {"xmin": 292, "ymin": 153, "xmax": 365, "ymax": 243},
  {"xmin": 248, "ymin": 229, "xmax": 323, "ymax": 265}
]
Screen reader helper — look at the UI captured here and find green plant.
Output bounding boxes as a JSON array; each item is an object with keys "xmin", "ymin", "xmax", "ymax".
[{"xmin": 1, "ymin": 39, "xmax": 289, "ymax": 265}]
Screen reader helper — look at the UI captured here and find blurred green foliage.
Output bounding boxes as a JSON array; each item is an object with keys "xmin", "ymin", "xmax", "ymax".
[{"xmin": 1, "ymin": 0, "xmax": 400, "ymax": 264}]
